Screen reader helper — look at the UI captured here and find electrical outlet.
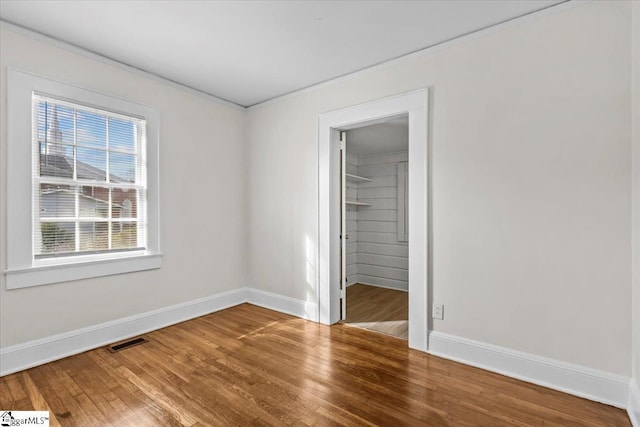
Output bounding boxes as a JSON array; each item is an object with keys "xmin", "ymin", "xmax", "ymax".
[{"xmin": 433, "ymin": 304, "xmax": 444, "ymax": 320}]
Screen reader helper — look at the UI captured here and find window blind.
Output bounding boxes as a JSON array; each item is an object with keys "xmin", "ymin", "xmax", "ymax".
[{"xmin": 33, "ymin": 94, "xmax": 148, "ymax": 258}]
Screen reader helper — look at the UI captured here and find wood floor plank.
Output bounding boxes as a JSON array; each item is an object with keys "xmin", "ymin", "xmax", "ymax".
[
  {"xmin": 86, "ymin": 350, "xmax": 177, "ymax": 426},
  {"xmin": 0, "ymin": 379, "xmax": 15, "ymax": 409},
  {"xmin": 344, "ymin": 283, "xmax": 408, "ymax": 339},
  {"xmin": 27, "ymin": 365, "xmax": 74, "ymax": 423},
  {"xmin": 4, "ymin": 373, "xmax": 29, "ymax": 403},
  {"xmin": 21, "ymin": 371, "xmax": 62, "ymax": 427},
  {"xmin": 0, "ymin": 303, "xmax": 630, "ymax": 426},
  {"xmin": 116, "ymin": 347, "xmax": 281, "ymax": 426}
]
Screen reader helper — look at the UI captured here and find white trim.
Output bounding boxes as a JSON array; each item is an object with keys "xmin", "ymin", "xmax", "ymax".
[
  {"xmin": 5, "ymin": 253, "xmax": 162, "ymax": 289},
  {"xmin": 5, "ymin": 68, "xmax": 162, "ymax": 289},
  {"xmin": 348, "ymin": 281, "xmax": 409, "ymax": 293},
  {"xmin": 340, "ymin": 131, "xmax": 347, "ymax": 320},
  {"xmin": 0, "ymin": 20, "xmax": 245, "ymax": 111},
  {"xmin": 246, "ymin": 288, "xmax": 319, "ymax": 321},
  {"xmin": 1, "ymin": 285, "xmax": 633, "ymax": 418},
  {"xmin": 0, "ymin": 287, "xmax": 321, "ymax": 376},
  {"xmin": 0, "ymin": 288, "xmax": 248, "ymax": 376},
  {"xmin": 428, "ymin": 331, "xmax": 629, "ymax": 409},
  {"xmin": 629, "ymin": 380, "xmax": 640, "ymax": 427},
  {"xmin": 248, "ymin": 1, "xmax": 586, "ymax": 110},
  {"xmin": 318, "ymin": 89, "xmax": 429, "ymax": 352}
]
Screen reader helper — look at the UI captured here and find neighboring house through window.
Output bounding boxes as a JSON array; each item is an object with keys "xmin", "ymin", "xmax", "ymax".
[
  {"xmin": 5, "ymin": 70, "xmax": 161, "ymax": 289},
  {"xmin": 35, "ymin": 95, "xmax": 144, "ymax": 257}
]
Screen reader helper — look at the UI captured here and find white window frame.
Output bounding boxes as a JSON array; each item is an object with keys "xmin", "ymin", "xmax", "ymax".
[{"xmin": 5, "ymin": 69, "xmax": 162, "ymax": 289}]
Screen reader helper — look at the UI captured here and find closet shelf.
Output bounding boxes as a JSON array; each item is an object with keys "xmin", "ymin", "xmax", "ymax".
[
  {"xmin": 346, "ymin": 173, "xmax": 371, "ymax": 183},
  {"xmin": 346, "ymin": 200, "xmax": 371, "ymax": 207}
]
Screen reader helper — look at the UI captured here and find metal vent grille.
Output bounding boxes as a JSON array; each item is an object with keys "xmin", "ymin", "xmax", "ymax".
[{"xmin": 107, "ymin": 336, "xmax": 148, "ymax": 353}]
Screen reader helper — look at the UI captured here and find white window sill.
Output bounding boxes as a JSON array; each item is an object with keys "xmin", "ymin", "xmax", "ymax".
[{"xmin": 4, "ymin": 253, "xmax": 163, "ymax": 290}]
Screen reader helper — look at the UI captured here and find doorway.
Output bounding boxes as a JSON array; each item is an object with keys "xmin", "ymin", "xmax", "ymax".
[
  {"xmin": 341, "ymin": 117, "xmax": 409, "ymax": 339},
  {"xmin": 318, "ymin": 89, "xmax": 429, "ymax": 352}
]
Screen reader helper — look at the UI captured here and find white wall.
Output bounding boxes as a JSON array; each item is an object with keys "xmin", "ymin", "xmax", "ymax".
[
  {"xmin": 353, "ymin": 151, "xmax": 408, "ymax": 291},
  {"xmin": 0, "ymin": 28, "xmax": 247, "ymax": 347},
  {"xmin": 632, "ymin": 0, "xmax": 640, "ymax": 397},
  {"xmin": 247, "ymin": 1, "xmax": 631, "ymax": 376}
]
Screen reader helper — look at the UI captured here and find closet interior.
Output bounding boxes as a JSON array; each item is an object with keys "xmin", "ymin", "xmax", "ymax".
[{"xmin": 343, "ymin": 115, "xmax": 409, "ymax": 340}]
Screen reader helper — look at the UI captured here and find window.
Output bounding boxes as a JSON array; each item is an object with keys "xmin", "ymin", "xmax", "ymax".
[
  {"xmin": 35, "ymin": 95, "xmax": 147, "ymax": 258},
  {"xmin": 5, "ymin": 70, "xmax": 161, "ymax": 289}
]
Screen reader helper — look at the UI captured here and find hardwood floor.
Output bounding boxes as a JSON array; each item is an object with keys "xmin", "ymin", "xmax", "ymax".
[
  {"xmin": 344, "ymin": 283, "xmax": 408, "ymax": 339},
  {"xmin": 0, "ymin": 303, "xmax": 630, "ymax": 426}
]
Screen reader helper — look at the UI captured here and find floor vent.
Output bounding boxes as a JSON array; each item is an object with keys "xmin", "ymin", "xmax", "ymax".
[{"xmin": 107, "ymin": 336, "xmax": 148, "ymax": 353}]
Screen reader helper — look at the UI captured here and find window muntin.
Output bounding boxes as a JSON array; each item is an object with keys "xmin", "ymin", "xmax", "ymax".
[{"xmin": 33, "ymin": 94, "xmax": 147, "ymax": 259}]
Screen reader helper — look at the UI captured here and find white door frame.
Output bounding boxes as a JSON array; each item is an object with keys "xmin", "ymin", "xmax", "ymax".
[{"xmin": 318, "ymin": 89, "xmax": 430, "ymax": 352}]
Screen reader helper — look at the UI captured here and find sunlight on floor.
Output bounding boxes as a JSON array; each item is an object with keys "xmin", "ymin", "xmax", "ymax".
[{"xmin": 344, "ymin": 320, "xmax": 408, "ymax": 340}]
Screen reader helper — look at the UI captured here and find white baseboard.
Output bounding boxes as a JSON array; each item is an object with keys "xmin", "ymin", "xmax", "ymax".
[
  {"xmin": 2, "ymin": 287, "xmax": 633, "ymax": 418},
  {"xmin": 246, "ymin": 288, "xmax": 318, "ymax": 322},
  {"xmin": 629, "ymin": 380, "xmax": 640, "ymax": 427},
  {"xmin": 357, "ymin": 274, "xmax": 409, "ymax": 292},
  {"xmin": 349, "ymin": 280, "xmax": 408, "ymax": 292},
  {"xmin": 0, "ymin": 288, "xmax": 247, "ymax": 376},
  {"xmin": 428, "ymin": 331, "xmax": 629, "ymax": 409},
  {"xmin": 0, "ymin": 287, "xmax": 317, "ymax": 377}
]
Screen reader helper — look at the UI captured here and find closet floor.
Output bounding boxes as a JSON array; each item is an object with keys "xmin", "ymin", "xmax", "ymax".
[{"xmin": 344, "ymin": 283, "xmax": 408, "ymax": 339}]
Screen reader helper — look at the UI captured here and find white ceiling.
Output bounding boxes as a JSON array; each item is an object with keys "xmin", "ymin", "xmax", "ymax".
[
  {"xmin": 0, "ymin": 1, "xmax": 563, "ymax": 107},
  {"xmin": 347, "ymin": 116, "xmax": 408, "ymax": 156}
]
